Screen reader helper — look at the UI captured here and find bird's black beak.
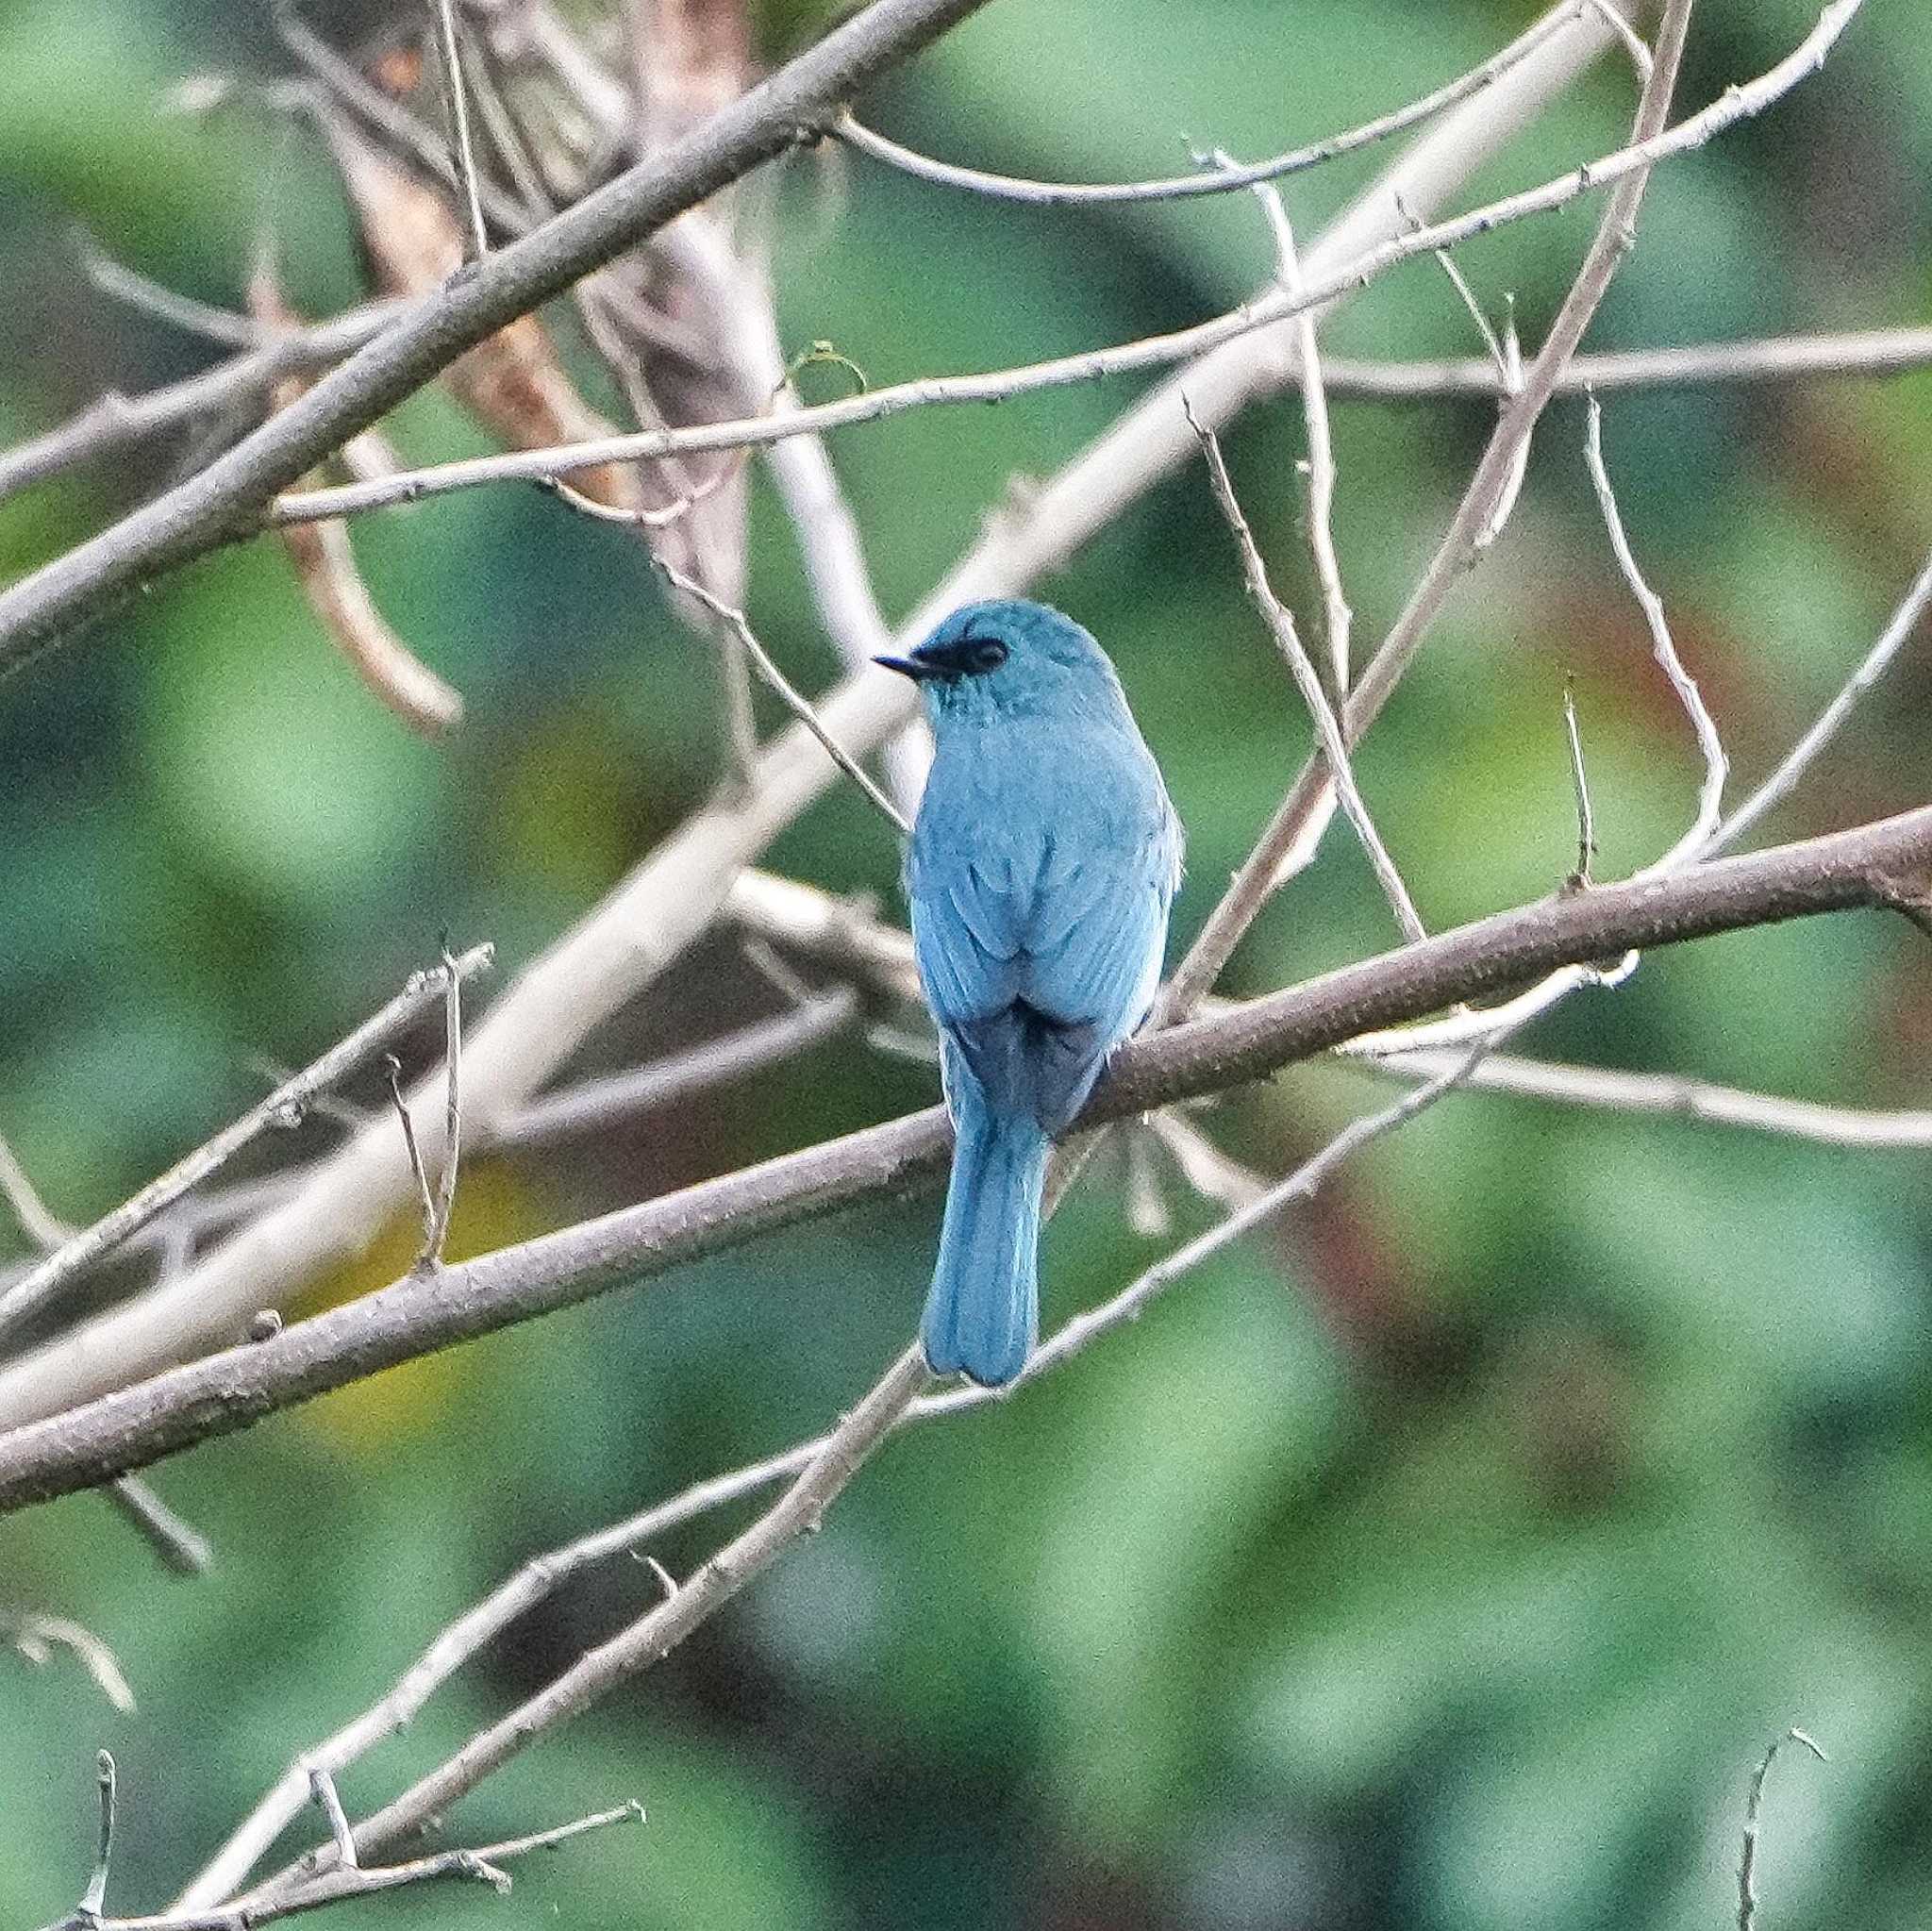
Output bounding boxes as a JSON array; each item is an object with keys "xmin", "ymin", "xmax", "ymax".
[{"xmin": 873, "ymin": 653, "xmax": 929, "ymax": 680}]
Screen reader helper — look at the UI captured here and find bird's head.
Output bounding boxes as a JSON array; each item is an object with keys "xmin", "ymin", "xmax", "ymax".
[{"xmin": 874, "ymin": 599, "xmax": 1126, "ymax": 723}]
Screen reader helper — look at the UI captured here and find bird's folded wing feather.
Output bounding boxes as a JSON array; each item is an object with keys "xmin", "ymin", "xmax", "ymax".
[{"xmin": 910, "ymin": 824, "xmax": 1174, "ymax": 1048}]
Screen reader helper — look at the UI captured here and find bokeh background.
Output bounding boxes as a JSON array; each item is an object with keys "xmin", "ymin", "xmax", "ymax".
[{"xmin": 3, "ymin": 0, "xmax": 1931, "ymax": 1925}]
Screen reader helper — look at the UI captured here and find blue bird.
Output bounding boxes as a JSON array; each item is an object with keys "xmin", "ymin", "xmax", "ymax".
[{"xmin": 876, "ymin": 600, "xmax": 1183, "ymax": 1387}]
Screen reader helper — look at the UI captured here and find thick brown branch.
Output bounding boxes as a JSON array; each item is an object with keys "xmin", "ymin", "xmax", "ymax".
[{"xmin": 0, "ymin": 803, "xmax": 1925, "ymax": 1515}]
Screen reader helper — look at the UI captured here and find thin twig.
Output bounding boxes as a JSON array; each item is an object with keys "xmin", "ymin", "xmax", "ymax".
[
  {"xmin": 652, "ymin": 562, "xmax": 912, "ymax": 836},
  {"xmin": 1580, "ymin": 0, "xmax": 1656, "ymax": 79},
  {"xmin": 1187, "ymin": 403, "xmax": 1426, "ymax": 945},
  {"xmin": 11, "ymin": 319, "xmax": 1929, "ymax": 522},
  {"xmin": 384, "ymin": 1056, "xmax": 438, "ymax": 1250},
  {"xmin": 833, "ymin": 1, "xmax": 1589, "ymax": 206},
  {"xmin": 1343, "ymin": 952, "xmax": 1640, "ymax": 1058},
  {"xmin": 417, "ymin": 949, "xmax": 464, "ymax": 1270},
  {"xmin": 1307, "ymin": 324, "xmax": 1932, "ymax": 398},
  {"xmin": 1338, "ymin": 1045, "xmax": 1932, "ymax": 1148},
  {"xmin": 11, "ymin": 321, "xmax": 1930, "ymax": 522},
  {"xmin": 1712, "ymin": 541, "xmax": 1932, "ymax": 853},
  {"xmin": 431, "ymin": 0, "xmax": 491, "ymax": 260},
  {"xmin": 1238, "ymin": 169, "xmax": 1351, "ymax": 694},
  {"xmin": 0, "ymin": 947, "xmax": 492, "ymax": 1342},
  {"xmin": 106, "ymin": 1474, "xmax": 213, "ymax": 1576},
  {"xmin": 0, "ymin": 1135, "xmax": 75, "ymax": 1250},
  {"xmin": 1413, "ymin": 215, "xmax": 1529, "ymax": 548},
  {"xmin": 80, "ymin": 1751, "xmax": 116, "ymax": 1918},
  {"xmin": 725, "ymin": 870, "xmax": 922, "ymax": 999},
  {"xmin": 107, "ymin": 1803, "xmax": 641, "ymax": 1931},
  {"xmin": 307, "ymin": 1770, "xmax": 357, "ymax": 1869},
  {"xmin": 1739, "ymin": 1729, "xmax": 1829, "ymax": 1931},
  {"xmin": 1563, "ymin": 677, "xmax": 1597, "ymax": 887},
  {"xmin": 491, "ymin": 990, "xmax": 858, "ymax": 1149},
  {"xmin": 1145, "ymin": 1111, "xmax": 1269, "ymax": 1210},
  {"xmin": 275, "ymin": 1, "xmax": 526, "ymax": 239},
  {"xmin": 74, "ymin": 231, "xmax": 263, "ymax": 349},
  {"xmin": 8, "ymin": 1616, "xmax": 136, "ymax": 1713},
  {"xmin": 1584, "ymin": 394, "xmax": 1727, "ymax": 867}
]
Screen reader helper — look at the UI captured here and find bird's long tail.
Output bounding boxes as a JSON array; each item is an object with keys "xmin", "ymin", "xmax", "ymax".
[{"xmin": 923, "ymin": 1097, "xmax": 1050, "ymax": 1389}]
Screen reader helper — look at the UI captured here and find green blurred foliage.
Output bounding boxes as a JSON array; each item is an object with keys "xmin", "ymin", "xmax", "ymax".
[{"xmin": 2, "ymin": 1, "xmax": 1931, "ymax": 1927}]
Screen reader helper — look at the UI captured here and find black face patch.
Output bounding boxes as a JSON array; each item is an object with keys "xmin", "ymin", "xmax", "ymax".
[{"xmin": 912, "ymin": 633, "xmax": 1009, "ymax": 679}]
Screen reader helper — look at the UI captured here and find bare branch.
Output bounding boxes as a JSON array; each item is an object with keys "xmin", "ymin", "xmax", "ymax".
[
  {"xmin": 430, "ymin": 0, "xmax": 490, "ymax": 260},
  {"xmin": 12, "ymin": 318, "xmax": 1927, "ymax": 527},
  {"xmin": 1186, "ymin": 405, "xmax": 1425, "ymax": 946},
  {"xmin": 1584, "ymin": 394, "xmax": 1727, "ymax": 867},
  {"xmin": 196, "ymin": 1050, "xmax": 1493, "ymax": 1913},
  {"xmin": 256, "ymin": 4, "xmax": 1871, "ymax": 536},
  {"xmin": 1739, "ymin": 1729, "xmax": 1830, "ymax": 1931},
  {"xmin": 105, "ymin": 1474, "xmax": 214, "ymax": 1576},
  {"xmin": 0, "ymin": 945, "xmax": 492, "ymax": 1344},
  {"xmin": 0, "ymin": 0, "xmax": 1757, "ymax": 1429},
  {"xmin": 652, "ymin": 561, "xmax": 913, "ymax": 836},
  {"xmin": 833, "ymin": 2, "xmax": 1589, "ymax": 206},
  {"xmin": 0, "ymin": 301, "xmax": 403, "ymax": 510},
  {"xmin": 11, "ymin": 316, "xmax": 1928, "ymax": 526},
  {"xmin": 0, "ymin": 0, "xmax": 1003, "ymax": 677},
  {"xmin": 1, "ymin": 801, "xmax": 1927, "ymax": 1508},
  {"xmin": 1339, "ymin": 1045, "xmax": 1932, "ymax": 1148},
  {"xmin": 1165, "ymin": 0, "xmax": 1703, "ymax": 1013},
  {"xmin": 1713, "ymin": 540, "xmax": 1932, "ymax": 854},
  {"xmin": 417, "ymin": 950, "xmax": 465, "ymax": 1271},
  {"xmin": 491, "ymin": 990, "xmax": 858, "ymax": 1149},
  {"xmin": 88, "ymin": 1802, "xmax": 642, "ymax": 1931},
  {"xmin": 180, "ymin": 1487, "xmax": 677, "ymax": 1908},
  {"xmin": 246, "ymin": 1350, "xmax": 933, "ymax": 1888},
  {"xmin": 0, "ymin": 1135, "xmax": 75, "ymax": 1250}
]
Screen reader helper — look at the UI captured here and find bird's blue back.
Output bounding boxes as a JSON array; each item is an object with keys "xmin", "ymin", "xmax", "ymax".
[{"xmin": 883, "ymin": 600, "xmax": 1181, "ymax": 1385}]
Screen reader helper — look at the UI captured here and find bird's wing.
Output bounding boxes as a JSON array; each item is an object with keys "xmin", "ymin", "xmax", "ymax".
[
  {"xmin": 907, "ymin": 839, "xmax": 1032, "ymax": 1031},
  {"xmin": 1023, "ymin": 826, "xmax": 1175, "ymax": 1045},
  {"xmin": 911, "ymin": 815, "xmax": 1176, "ymax": 1131}
]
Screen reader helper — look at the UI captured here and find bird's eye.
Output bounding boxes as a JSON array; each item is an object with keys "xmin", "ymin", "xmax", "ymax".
[{"xmin": 964, "ymin": 639, "xmax": 1008, "ymax": 674}]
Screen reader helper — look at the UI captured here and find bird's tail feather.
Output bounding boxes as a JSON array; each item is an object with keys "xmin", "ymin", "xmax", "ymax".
[{"xmin": 923, "ymin": 1102, "xmax": 1049, "ymax": 1388}]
